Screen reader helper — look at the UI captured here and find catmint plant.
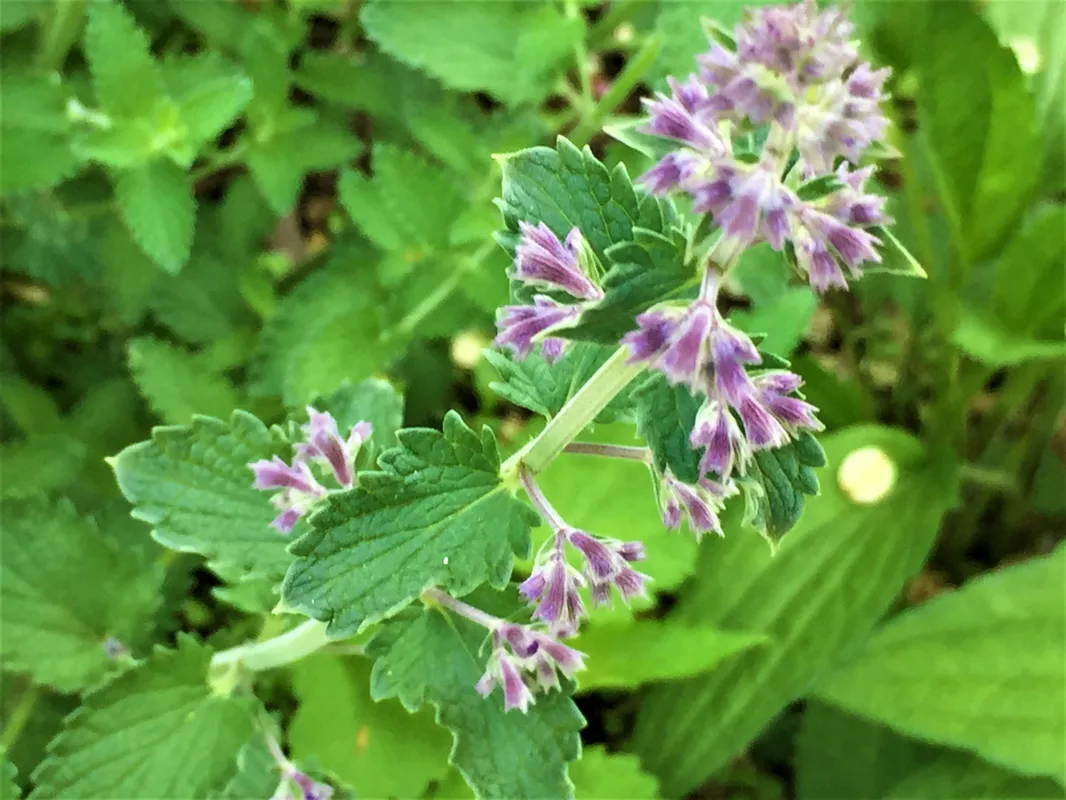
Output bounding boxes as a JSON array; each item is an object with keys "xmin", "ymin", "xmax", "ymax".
[{"xmin": 80, "ymin": 4, "xmax": 912, "ymax": 799}]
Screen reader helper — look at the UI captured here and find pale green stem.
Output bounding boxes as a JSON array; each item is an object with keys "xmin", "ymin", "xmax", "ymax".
[
  {"xmin": 1, "ymin": 685, "xmax": 38, "ymax": 750},
  {"xmin": 563, "ymin": 442, "xmax": 652, "ymax": 463},
  {"xmin": 423, "ymin": 587, "xmax": 499, "ymax": 631},
  {"xmin": 501, "ymin": 347, "xmax": 645, "ymax": 477},
  {"xmin": 210, "ymin": 619, "xmax": 330, "ymax": 673}
]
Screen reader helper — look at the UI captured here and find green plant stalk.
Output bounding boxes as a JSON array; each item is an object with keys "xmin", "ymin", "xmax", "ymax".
[
  {"xmin": 570, "ymin": 33, "xmax": 663, "ymax": 147},
  {"xmin": 588, "ymin": 0, "xmax": 652, "ymax": 49},
  {"xmin": 566, "ymin": 0, "xmax": 594, "ymax": 107},
  {"xmin": 0, "ymin": 684, "xmax": 39, "ymax": 750},
  {"xmin": 210, "ymin": 619, "xmax": 329, "ymax": 673},
  {"xmin": 502, "ymin": 347, "xmax": 644, "ymax": 477}
]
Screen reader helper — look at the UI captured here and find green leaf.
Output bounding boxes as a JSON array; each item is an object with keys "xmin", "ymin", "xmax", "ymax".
[
  {"xmin": 30, "ymin": 636, "xmax": 256, "ymax": 799},
  {"xmin": 531, "ymin": 422, "xmax": 701, "ymax": 615},
  {"xmin": 289, "ymin": 654, "xmax": 450, "ymax": 798},
  {"xmin": 952, "ymin": 306, "xmax": 1065, "ymax": 367},
  {"xmin": 496, "ymin": 137, "xmax": 678, "ymax": 268},
  {"xmin": 569, "ymin": 746, "xmax": 660, "ymax": 800},
  {"xmin": 866, "ymin": 226, "xmax": 928, "ymax": 278},
  {"xmin": 367, "ymin": 604, "xmax": 584, "ymax": 799},
  {"xmin": 731, "ymin": 287, "xmax": 816, "ymax": 356},
  {"xmin": 884, "ymin": 752, "xmax": 1066, "ymax": 800},
  {"xmin": 0, "ymin": 435, "xmax": 86, "ymax": 499},
  {"xmin": 215, "ymin": 734, "xmax": 278, "ymax": 800},
  {"xmin": 2, "ymin": 753, "xmax": 18, "ymax": 800},
  {"xmin": 314, "ymin": 379, "xmax": 405, "ymax": 461},
  {"xmin": 602, "ymin": 116, "xmax": 677, "ymax": 162},
  {"xmin": 567, "ymin": 228, "xmax": 695, "ymax": 344},
  {"xmin": 114, "ymin": 159, "xmax": 195, "ymax": 273},
  {"xmin": 989, "ymin": 205, "xmax": 1066, "ymax": 338},
  {"xmin": 815, "ymin": 545, "xmax": 1066, "ymax": 782},
  {"xmin": 84, "ymin": 0, "xmax": 166, "ymax": 119},
  {"xmin": 631, "ymin": 427, "xmax": 960, "ymax": 796},
  {"xmin": 111, "ymin": 411, "xmax": 295, "ymax": 580},
  {"xmin": 0, "ymin": 75, "xmax": 79, "ymax": 197},
  {"xmin": 740, "ymin": 430, "xmax": 827, "ymax": 544},
  {"xmin": 916, "ymin": 2, "xmax": 1043, "ymax": 261},
  {"xmin": 164, "ymin": 53, "xmax": 252, "ymax": 148},
  {"xmin": 730, "ymin": 243, "xmax": 794, "ymax": 306},
  {"xmin": 484, "ymin": 342, "xmax": 634, "ymax": 422},
  {"xmin": 570, "ymin": 620, "xmax": 766, "ymax": 691},
  {"xmin": 282, "ymin": 411, "xmax": 537, "ymax": 636},
  {"xmin": 0, "ymin": 497, "xmax": 162, "ymax": 693},
  {"xmin": 249, "ymin": 252, "xmax": 394, "ymax": 405},
  {"xmin": 796, "ymin": 702, "xmax": 940, "ymax": 800},
  {"xmin": 360, "ymin": 0, "xmax": 581, "ymax": 104},
  {"xmin": 338, "ymin": 143, "xmax": 465, "ymax": 255},
  {"xmin": 632, "ymin": 373, "xmax": 702, "ymax": 485},
  {"xmin": 127, "ymin": 337, "xmax": 240, "ymax": 425},
  {"xmin": 150, "ymin": 250, "xmax": 251, "ymax": 346}
]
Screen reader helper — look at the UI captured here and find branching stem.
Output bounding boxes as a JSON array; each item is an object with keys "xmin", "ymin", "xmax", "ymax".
[
  {"xmin": 210, "ymin": 619, "xmax": 330, "ymax": 674},
  {"xmin": 501, "ymin": 346, "xmax": 644, "ymax": 477}
]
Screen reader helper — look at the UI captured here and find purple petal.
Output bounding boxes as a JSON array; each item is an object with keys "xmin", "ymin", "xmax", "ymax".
[
  {"xmin": 622, "ymin": 310, "xmax": 678, "ymax": 364},
  {"xmin": 737, "ymin": 396, "xmax": 790, "ymax": 450},
  {"xmin": 512, "ymin": 222, "xmax": 601, "ymax": 300},
  {"xmin": 568, "ymin": 529, "xmax": 616, "ymax": 581},
  {"xmin": 270, "ymin": 507, "xmax": 303, "ymax": 534},
  {"xmin": 251, "ymin": 456, "xmax": 322, "ymax": 495},
  {"xmin": 659, "ymin": 302, "xmax": 715, "ymax": 389},
  {"xmin": 495, "ymin": 297, "xmax": 581, "ymax": 359}
]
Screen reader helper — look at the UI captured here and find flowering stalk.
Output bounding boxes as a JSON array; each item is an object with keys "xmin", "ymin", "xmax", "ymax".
[
  {"xmin": 423, "ymin": 588, "xmax": 585, "ymax": 714},
  {"xmin": 518, "ymin": 466, "xmax": 648, "ymax": 637},
  {"xmin": 263, "ymin": 727, "xmax": 333, "ymax": 800},
  {"xmin": 501, "ymin": 346, "xmax": 644, "ymax": 477}
]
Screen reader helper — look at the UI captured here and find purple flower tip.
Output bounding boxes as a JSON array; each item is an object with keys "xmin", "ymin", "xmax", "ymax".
[
  {"xmin": 660, "ymin": 472, "xmax": 735, "ymax": 539},
  {"xmin": 566, "ymin": 528, "xmax": 650, "ymax": 608},
  {"xmin": 299, "ymin": 408, "xmax": 371, "ymax": 489},
  {"xmin": 495, "ymin": 296, "xmax": 582, "ymax": 360},
  {"xmin": 512, "ymin": 221, "xmax": 602, "ymax": 301},
  {"xmin": 477, "ymin": 623, "xmax": 585, "ymax": 713}
]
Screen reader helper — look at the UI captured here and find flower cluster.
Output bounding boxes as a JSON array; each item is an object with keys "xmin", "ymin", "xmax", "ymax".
[
  {"xmin": 475, "ymin": 621, "xmax": 585, "ymax": 713},
  {"xmin": 625, "ymin": 273, "xmax": 822, "ymax": 486},
  {"xmin": 641, "ymin": 0, "xmax": 891, "ymax": 291},
  {"xmin": 249, "ymin": 409, "xmax": 372, "ymax": 533},
  {"xmin": 518, "ymin": 468, "xmax": 648, "ymax": 638},
  {"xmin": 495, "ymin": 221, "xmax": 603, "ymax": 362}
]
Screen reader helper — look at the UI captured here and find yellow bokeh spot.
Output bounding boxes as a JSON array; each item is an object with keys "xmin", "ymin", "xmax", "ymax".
[{"xmin": 838, "ymin": 446, "xmax": 897, "ymax": 504}]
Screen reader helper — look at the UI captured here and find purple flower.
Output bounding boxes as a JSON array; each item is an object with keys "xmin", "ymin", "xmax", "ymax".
[
  {"xmin": 520, "ymin": 534, "xmax": 587, "ymax": 637},
  {"xmin": 691, "ymin": 399, "xmax": 750, "ymax": 477},
  {"xmin": 791, "ymin": 206, "xmax": 882, "ymax": 291},
  {"xmin": 754, "ymin": 372, "xmax": 822, "ymax": 432},
  {"xmin": 495, "ymin": 296, "xmax": 582, "ymax": 359},
  {"xmin": 540, "ymin": 337, "xmax": 567, "ymax": 363},
  {"xmin": 250, "ymin": 456, "xmax": 327, "ymax": 534},
  {"xmin": 297, "ymin": 409, "xmax": 372, "ymax": 489},
  {"xmin": 640, "ymin": 151, "xmax": 704, "ymax": 195},
  {"xmin": 251, "ymin": 456, "xmax": 323, "ymax": 495},
  {"xmin": 659, "ymin": 471, "xmax": 737, "ymax": 538},
  {"xmin": 266, "ymin": 734, "xmax": 333, "ymax": 800},
  {"xmin": 641, "ymin": 84, "xmax": 722, "ymax": 152},
  {"xmin": 822, "ymin": 165, "xmax": 892, "ymax": 227},
  {"xmin": 511, "ymin": 222, "xmax": 603, "ymax": 301},
  {"xmin": 567, "ymin": 529, "xmax": 649, "ymax": 608},
  {"xmin": 476, "ymin": 623, "xmax": 585, "ymax": 713}
]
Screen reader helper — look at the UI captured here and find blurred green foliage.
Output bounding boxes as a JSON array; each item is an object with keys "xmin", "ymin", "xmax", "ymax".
[{"xmin": 1, "ymin": 0, "xmax": 1063, "ymax": 798}]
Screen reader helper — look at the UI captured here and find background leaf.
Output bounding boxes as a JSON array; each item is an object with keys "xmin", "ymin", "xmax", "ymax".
[
  {"xmin": 814, "ymin": 544, "xmax": 1066, "ymax": 782},
  {"xmin": 289, "ymin": 654, "xmax": 450, "ymax": 798},
  {"xmin": 0, "ymin": 497, "xmax": 161, "ymax": 692},
  {"xmin": 631, "ymin": 426, "xmax": 960, "ymax": 796},
  {"xmin": 111, "ymin": 411, "xmax": 295, "ymax": 580},
  {"xmin": 29, "ymin": 636, "xmax": 255, "ymax": 799}
]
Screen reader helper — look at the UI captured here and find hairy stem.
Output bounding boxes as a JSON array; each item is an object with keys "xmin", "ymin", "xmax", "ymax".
[
  {"xmin": 423, "ymin": 587, "xmax": 499, "ymax": 631},
  {"xmin": 501, "ymin": 346, "xmax": 644, "ymax": 476},
  {"xmin": 210, "ymin": 619, "xmax": 330, "ymax": 673},
  {"xmin": 519, "ymin": 465, "xmax": 567, "ymax": 529},
  {"xmin": 563, "ymin": 442, "xmax": 652, "ymax": 463}
]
